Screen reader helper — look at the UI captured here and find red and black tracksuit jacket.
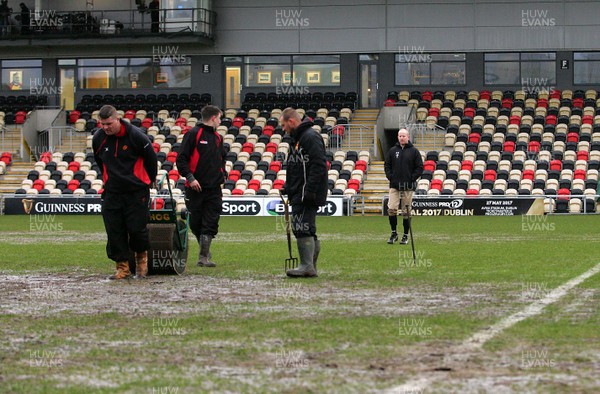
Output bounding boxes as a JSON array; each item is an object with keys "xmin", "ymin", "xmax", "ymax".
[
  {"xmin": 92, "ymin": 120, "xmax": 158, "ymax": 193},
  {"xmin": 176, "ymin": 124, "xmax": 226, "ymax": 189}
]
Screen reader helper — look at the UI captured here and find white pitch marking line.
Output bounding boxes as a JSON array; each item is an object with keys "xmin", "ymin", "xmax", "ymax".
[{"xmin": 386, "ymin": 262, "xmax": 600, "ymax": 394}]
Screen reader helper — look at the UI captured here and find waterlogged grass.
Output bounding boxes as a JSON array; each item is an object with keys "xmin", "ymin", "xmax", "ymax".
[{"xmin": 0, "ymin": 214, "xmax": 599, "ymax": 392}]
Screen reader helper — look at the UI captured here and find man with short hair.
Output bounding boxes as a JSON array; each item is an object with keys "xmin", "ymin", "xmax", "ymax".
[
  {"xmin": 93, "ymin": 105, "xmax": 157, "ymax": 279},
  {"xmin": 279, "ymin": 107, "xmax": 328, "ymax": 278},
  {"xmin": 176, "ymin": 105, "xmax": 226, "ymax": 267},
  {"xmin": 384, "ymin": 128, "xmax": 423, "ymax": 244}
]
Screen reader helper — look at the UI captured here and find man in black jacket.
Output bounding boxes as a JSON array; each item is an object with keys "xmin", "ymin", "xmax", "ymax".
[
  {"xmin": 176, "ymin": 105, "xmax": 226, "ymax": 267},
  {"xmin": 93, "ymin": 105, "xmax": 157, "ymax": 279},
  {"xmin": 384, "ymin": 128, "xmax": 423, "ymax": 244},
  {"xmin": 280, "ymin": 107, "xmax": 328, "ymax": 277}
]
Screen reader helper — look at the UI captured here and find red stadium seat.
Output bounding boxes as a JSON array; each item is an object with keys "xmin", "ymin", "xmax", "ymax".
[
  {"xmin": 423, "ymin": 160, "xmax": 436, "ymax": 172},
  {"xmin": 40, "ymin": 152, "xmax": 52, "ymax": 164},
  {"xmin": 355, "ymin": 160, "xmax": 367, "ymax": 172},
  {"xmin": 175, "ymin": 117, "xmax": 187, "ymax": 127},
  {"xmin": 421, "ymin": 91, "xmax": 433, "ymax": 101},
  {"xmin": 461, "ymin": 160, "xmax": 473, "ymax": 171},
  {"xmin": 577, "ymin": 151, "xmax": 589, "ymax": 161},
  {"xmin": 142, "ymin": 117, "xmax": 153, "ymax": 129},
  {"xmin": 333, "ymin": 125, "xmax": 345, "ymax": 136},
  {"xmin": 273, "ymin": 179, "xmax": 285, "ymax": 189},
  {"xmin": 545, "ymin": 115, "xmax": 557, "ymax": 125},
  {"xmin": 557, "ymin": 188, "xmax": 570, "ymax": 200},
  {"xmin": 15, "ymin": 111, "xmax": 27, "ymax": 124},
  {"xmin": 550, "ymin": 90, "xmax": 561, "ymax": 99},
  {"xmin": 152, "ymin": 142, "xmax": 160, "ymax": 153},
  {"xmin": 269, "ymin": 161, "xmax": 281, "ymax": 172},
  {"xmin": 232, "ymin": 117, "xmax": 244, "ymax": 128},
  {"xmin": 509, "ymin": 115, "xmax": 521, "ymax": 125},
  {"xmin": 32, "ymin": 179, "xmax": 45, "ymax": 191},
  {"xmin": 384, "ymin": 99, "xmax": 396, "ymax": 107},
  {"xmin": 266, "ymin": 142, "xmax": 278, "ymax": 154},
  {"xmin": 582, "ymin": 115, "xmax": 593, "ymax": 125},
  {"xmin": 567, "ymin": 132, "xmax": 579, "ymax": 143},
  {"xmin": 503, "ymin": 141, "xmax": 515, "ymax": 152},
  {"xmin": 463, "ymin": 107, "xmax": 475, "ymax": 118},
  {"xmin": 248, "ymin": 179, "xmax": 261, "ymax": 191},
  {"xmin": 522, "ymin": 170, "xmax": 535, "ymax": 180},
  {"xmin": 572, "ymin": 98, "xmax": 584, "ymax": 108},
  {"xmin": 151, "ymin": 198, "xmax": 165, "ymax": 209},
  {"xmin": 68, "ymin": 110, "xmax": 81, "ymax": 124},
  {"xmin": 466, "ymin": 189, "xmax": 479, "ymax": 195},
  {"xmin": 527, "ymin": 141, "xmax": 540, "ymax": 153},
  {"xmin": 262, "ymin": 125, "xmax": 275, "ymax": 136},
  {"xmin": 231, "ymin": 189, "xmax": 244, "ymax": 195},
  {"xmin": 168, "ymin": 169, "xmax": 180, "ymax": 182},
  {"xmin": 484, "ymin": 169, "xmax": 496, "ymax": 181},
  {"xmin": 67, "ymin": 179, "xmax": 80, "ymax": 191},
  {"xmin": 550, "ymin": 160, "xmax": 562, "ymax": 171},
  {"xmin": 124, "ymin": 110, "xmax": 136, "ymax": 120},
  {"xmin": 228, "ymin": 170, "xmax": 240, "ymax": 182},
  {"xmin": 68, "ymin": 161, "xmax": 80, "ymax": 172},
  {"xmin": 348, "ymin": 179, "xmax": 360, "ymax": 191},
  {"xmin": 428, "ymin": 107, "xmax": 439, "ymax": 117},
  {"xmin": 242, "ymin": 142, "xmax": 254, "ymax": 153},
  {"xmin": 468, "ymin": 133, "xmax": 481, "ymax": 143},
  {"xmin": 537, "ymin": 98, "xmax": 548, "ymax": 108},
  {"xmin": 574, "ymin": 169, "xmax": 586, "ymax": 180},
  {"xmin": 501, "ymin": 98, "xmax": 513, "ymax": 108},
  {"xmin": 480, "ymin": 90, "xmax": 491, "ymax": 100},
  {"xmin": 1, "ymin": 152, "xmax": 12, "ymax": 165},
  {"xmin": 166, "ymin": 151, "xmax": 178, "ymax": 163},
  {"xmin": 430, "ymin": 179, "xmax": 442, "ymax": 190}
]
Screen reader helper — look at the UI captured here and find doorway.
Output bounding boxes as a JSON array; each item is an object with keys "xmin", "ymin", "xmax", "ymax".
[
  {"xmin": 225, "ymin": 66, "xmax": 241, "ymax": 109},
  {"xmin": 359, "ymin": 55, "xmax": 378, "ymax": 108}
]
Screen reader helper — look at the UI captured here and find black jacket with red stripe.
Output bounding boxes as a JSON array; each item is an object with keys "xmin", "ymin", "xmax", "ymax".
[
  {"xmin": 92, "ymin": 120, "xmax": 158, "ymax": 193},
  {"xmin": 176, "ymin": 124, "xmax": 226, "ymax": 190}
]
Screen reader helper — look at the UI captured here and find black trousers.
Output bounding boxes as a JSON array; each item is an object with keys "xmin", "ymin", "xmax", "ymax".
[
  {"xmin": 102, "ymin": 189, "xmax": 150, "ymax": 262},
  {"xmin": 185, "ymin": 187, "xmax": 222, "ymax": 238},
  {"xmin": 290, "ymin": 203, "xmax": 318, "ymax": 239}
]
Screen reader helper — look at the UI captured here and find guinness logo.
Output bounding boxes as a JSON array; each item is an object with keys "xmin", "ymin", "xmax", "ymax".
[{"xmin": 22, "ymin": 198, "xmax": 34, "ymax": 214}]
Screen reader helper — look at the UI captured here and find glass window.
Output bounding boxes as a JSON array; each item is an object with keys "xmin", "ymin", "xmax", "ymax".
[
  {"xmin": 395, "ymin": 53, "xmax": 465, "ymax": 86},
  {"xmin": 78, "ymin": 67, "xmax": 114, "ymax": 89},
  {"xmin": 2, "ymin": 59, "xmax": 43, "ymax": 91},
  {"xmin": 485, "ymin": 62, "xmax": 519, "ymax": 85},
  {"xmin": 243, "ymin": 55, "xmax": 341, "ymax": 87},
  {"xmin": 484, "ymin": 52, "xmax": 555, "ymax": 86},
  {"xmin": 574, "ymin": 52, "xmax": 600, "ymax": 84},
  {"xmin": 155, "ymin": 65, "xmax": 192, "ymax": 88}
]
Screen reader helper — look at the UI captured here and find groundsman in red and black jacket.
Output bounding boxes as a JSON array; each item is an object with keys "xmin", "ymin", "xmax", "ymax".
[
  {"xmin": 176, "ymin": 105, "xmax": 226, "ymax": 268},
  {"xmin": 92, "ymin": 105, "xmax": 157, "ymax": 280}
]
